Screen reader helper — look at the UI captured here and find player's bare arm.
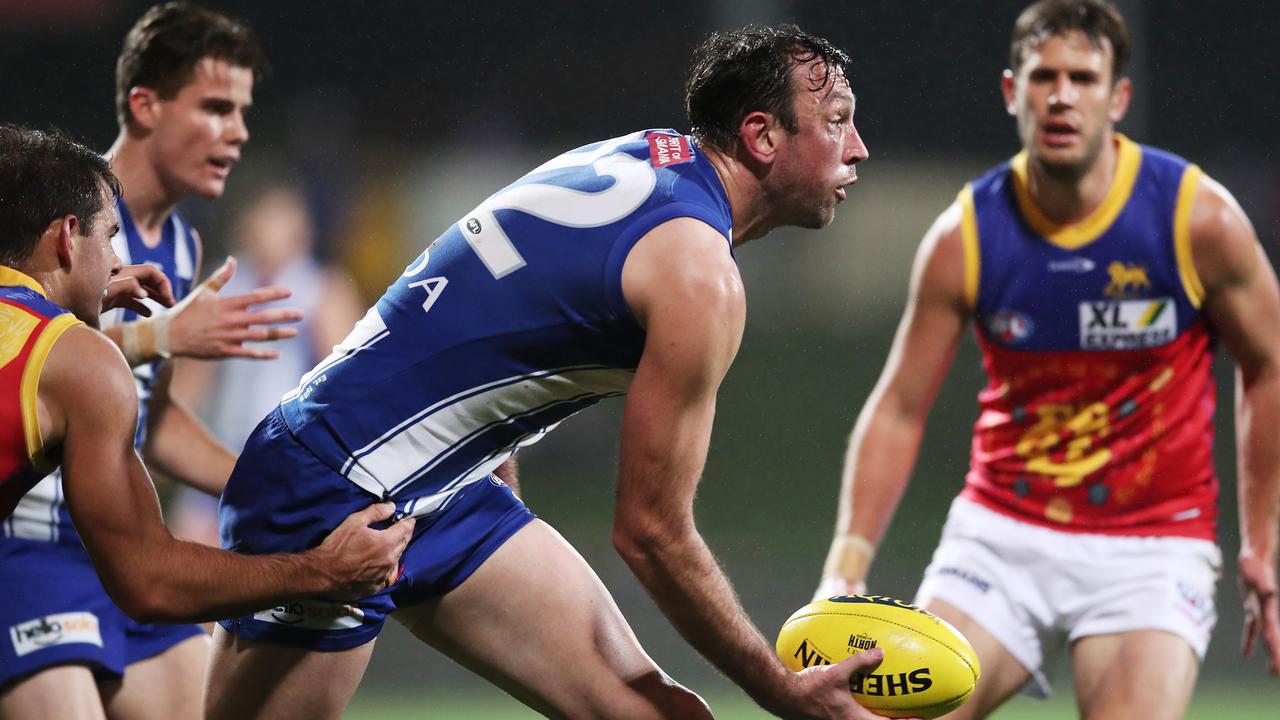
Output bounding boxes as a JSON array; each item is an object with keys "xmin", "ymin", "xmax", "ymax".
[
  {"xmin": 42, "ymin": 326, "xmax": 414, "ymax": 622},
  {"xmin": 613, "ymin": 217, "xmax": 893, "ymax": 720},
  {"xmin": 817, "ymin": 202, "xmax": 972, "ymax": 599},
  {"xmin": 143, "ymin": 360, "xmax": 236, "ymax": 496},
  {"xmin": 1188, "ymin": 174, "xmax": 1280, "ymax": 675},
  {"xmin": 103, "ymin": 255, "xmax": 303, "ymax": 366}
]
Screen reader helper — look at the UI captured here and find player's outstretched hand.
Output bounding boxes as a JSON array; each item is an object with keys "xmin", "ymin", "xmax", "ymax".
[
  {"xmin": 813, "ymin": 577, "xmax": 866, "ymax": 602},
  {"xmin": 103, "ymin": 263, "xmax": 175, "ymax": 316},
  {"xmin": 1239, "ymin": 550, "xmax": 1280, "ymax": 675},
  {"xmin": 779, "ymin": 648, "xmax": 923, "ymax": 720},
  {"xmin": 168, "ymin": 256, "xmax": 304, "ymax": 359},
  {"xmin": 313, "ymin": 502, "xmax": 416, "ymax": 601}
]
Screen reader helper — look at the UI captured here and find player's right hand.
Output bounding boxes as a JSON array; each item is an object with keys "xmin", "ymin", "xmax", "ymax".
[
  {"xmin": 313, "ymin": 502, "xmax": 415, "ymax": 600},
  {"xmin": 813, "ymin": 577, "xmax": 866, "ymax": 602},
  {"xmin": 776, "ymin": 648, "xmax": 923, "ymax": 720},
  {"xmin": 168, "ymin": 256, "xmax": 304, "ymax": 359}
]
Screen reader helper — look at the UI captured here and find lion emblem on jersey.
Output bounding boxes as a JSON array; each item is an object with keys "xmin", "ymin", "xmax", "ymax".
[{"xmin": 1104, "ymin": 262, "xmax": 1151, "ymax": 298}]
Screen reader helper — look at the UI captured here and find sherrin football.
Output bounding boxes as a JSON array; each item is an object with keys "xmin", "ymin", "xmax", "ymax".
[{"xmin": 776, "ymin": 595, "xmax": 980, "ymax": 719}]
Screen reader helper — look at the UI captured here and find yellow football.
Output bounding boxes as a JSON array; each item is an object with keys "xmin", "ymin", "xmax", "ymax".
[{"xmin": 776, "ymin": 595, "xmax": 980, "ymax": 719}]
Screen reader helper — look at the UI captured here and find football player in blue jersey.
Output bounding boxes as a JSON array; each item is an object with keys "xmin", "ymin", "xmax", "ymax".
[
  {"xmin": 201, "ymin": 24, "xmax": 907, "ymax": 720},
  {"xmin": 816, "ymin": 1, "xmax": 1280, "ymax": 719},
  {"xmin": 0, "ymin": 4, "xmax": 314, "ymax": 720},
  {"xmin": 0, "ymin": 124, "xmax": 414, "ymax": 720}
]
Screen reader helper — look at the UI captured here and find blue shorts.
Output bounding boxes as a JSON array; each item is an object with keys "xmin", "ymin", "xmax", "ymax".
[
  {"xmin": 217, "ymin": 408, "xmax": 536, "ymax": 651},
  {"xmin": 0, "ymin": 538, "xmax": 205, "ymax": 689}
]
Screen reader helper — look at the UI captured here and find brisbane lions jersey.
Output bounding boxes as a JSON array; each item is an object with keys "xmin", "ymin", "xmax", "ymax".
[
  {"xmin": 0, "ymin": 269, "xmax": 80, "ymax": 519},
  {"xmin": 958, "ymin": 135, "xmax": 1216, "ymax": 540},
  {"xmin": 280, "ymin": 130, "xmax": 733, "ymax": 519},
  {"xmin": 4, "ymin": 199, "xmax": 196, "ymax": 544}
]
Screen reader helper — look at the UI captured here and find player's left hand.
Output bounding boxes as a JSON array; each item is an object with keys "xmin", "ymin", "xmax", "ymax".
[
  {"xmin": 1239, "ymin": 549, "xmax": 1280, "ymax": 675},
  {"xmin": 102, "ymin": 263, "xmax": 175, "ymax": 316}
]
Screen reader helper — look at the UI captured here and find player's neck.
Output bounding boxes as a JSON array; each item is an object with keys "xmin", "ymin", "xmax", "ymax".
[
  {"xmin": 1024, "ymin": 134, "xmax": 1119, "ymax": 226},
  {"xmin": 703, "ymin": 146, "xmax": 773, "ymax": 246},
  {"xmin": 106, "ymin": 130, "xmax": 180, "ymax": 242}
]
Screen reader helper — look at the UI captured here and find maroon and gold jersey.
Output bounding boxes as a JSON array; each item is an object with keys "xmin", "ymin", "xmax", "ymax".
[
  {"xmin": 957, "ymin": 136, "xmax": 1216, "ymax": 539},
  {"xmin": 0, "ymin": 267, "xmax": 80, "ymax": 519}
]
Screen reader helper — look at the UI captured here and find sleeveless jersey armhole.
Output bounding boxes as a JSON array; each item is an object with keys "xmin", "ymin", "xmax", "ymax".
[
  {"xmin": 958, "ymin": 184, "xmax": 981, "ymax": 312},
  {"xmin": 1173, "ymin": 164, "xmax": 1206, "ymax": 309}
]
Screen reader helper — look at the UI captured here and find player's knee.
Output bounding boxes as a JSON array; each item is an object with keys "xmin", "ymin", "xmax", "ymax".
[{"xmin": 625, "ymin": 670, "xmax": 714, "ymax": 720}]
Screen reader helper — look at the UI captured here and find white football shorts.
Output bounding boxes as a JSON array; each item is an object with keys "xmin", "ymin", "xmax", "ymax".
[{"xmin": 914, "ymin": 496, "xmax": 1220, "ymax": 698}]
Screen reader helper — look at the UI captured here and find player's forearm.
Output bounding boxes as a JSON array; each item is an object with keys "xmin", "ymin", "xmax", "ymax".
[
  {"xmin": 612, "ymin": 517, "xmax": 795, "ymax": 711},
  {"xmin": 89, "ymin": 534, "xmax": 331, "ymax": 624},
  {"xmin": 1236, "ymin": 365, "xmax": 1280, "ymax": 560},
  {"xmin": 146, "ymin": 398, "xmax": 235, "ymax": 495},
  {"xmin": 101, "ymin": 319, "xmax": 170, "ymax": 367}
]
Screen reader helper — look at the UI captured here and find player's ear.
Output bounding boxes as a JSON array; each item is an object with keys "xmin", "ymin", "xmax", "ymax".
[
  {"xmin": 127, "ymin": 86, "xmax": 162, "ymax": 131},
  {"xmin": 737, "ymin": 110, "xmax": 781, "ymax": 166},
  {"xmin": 1000, "ymin": 69, "xmax": 1017, "ymax": 116},
  {"xmin": 52, "ymin": 215, "xmax": 78, "ymax": 270},
  {"xmin": 1108, "ymin": 76, "xmax": 1132, "ymax": 123}
]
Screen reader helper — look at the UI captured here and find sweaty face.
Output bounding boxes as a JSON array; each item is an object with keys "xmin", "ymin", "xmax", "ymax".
[
  {"xmin": 146, "ymin": 57, "xmax": 253, "ymax": 199},
  {"xmin": 1006, "ymin": 31, "xmax": 1128, "ymax": 180},
  {"xmin": 71, "ymin": 187, "xmax": 122, "ymax": 328},
  {"xmin": 766, "ymin": 61, "xmax": 869, "ymax": 230}
]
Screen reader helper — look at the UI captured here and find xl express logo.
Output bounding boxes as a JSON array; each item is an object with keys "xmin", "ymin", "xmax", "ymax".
[{"xmin": 1078, "ymin": 298, "xmax": 1176, "ymax": 349}]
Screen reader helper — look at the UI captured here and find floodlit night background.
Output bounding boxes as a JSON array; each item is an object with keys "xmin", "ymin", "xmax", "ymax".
[{"xmin": 2, "ymin": 0, "xmax": 1277, "ymax": 716}]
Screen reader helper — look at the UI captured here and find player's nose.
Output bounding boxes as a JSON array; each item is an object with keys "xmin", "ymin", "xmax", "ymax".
[{"xmin": 846, "ymin": 126, "xmax": 869, "ymax": 165}]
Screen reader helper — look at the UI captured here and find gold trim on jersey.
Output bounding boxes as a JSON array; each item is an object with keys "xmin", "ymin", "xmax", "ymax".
[
  {"xmin": 1010, "ymin": 134, "xmax": 1142, "ymax": 250},
  {"xmin": 958, "ymin": 185, "xmax": 980, "ymax": 311},
  {"xmin": 20, "ymin": 314, "xmax": 80, "ymax": 464},
  {"xmin": 1173, "ymin": 164, "xmax": 1206, "ymax": 308},
  {"xmin": 0, "ymin": 266, "xmax": 48, "ymax": 296}
]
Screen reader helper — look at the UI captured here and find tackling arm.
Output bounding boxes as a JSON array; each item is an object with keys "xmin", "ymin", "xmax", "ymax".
[
  {"xmin": 43, "ymin": 326, "xmax": 414, "ymax": 623},
  {"xmin": 1190, "ymin": 175, "xmax": 1280, "ymax": 675},
  {"xmin": 816, "ymin": 203, "xmax": 971, "ymax": 598}
]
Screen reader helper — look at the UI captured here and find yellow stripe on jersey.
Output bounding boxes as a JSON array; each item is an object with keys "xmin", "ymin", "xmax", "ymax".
[
  {"xmin": 0, "ymin": 304, "xmax": 40, "ymax": 370},
  {"xmin": 21, "ymin": 314, "xmax": 81, "ymax": 463},
  {"xmin": 0, "ymin": 266, "xmax": 48, "ymax": 296},
  {"xmin": 1010, "ymin": 134, "xmax": 1142, "ymax": 250},
  {"xmin": 958, "ymin": 184, "xmax": 980, "ymax": 311},
  {"xmin": 1174, "ymin": 164, "xmax": 1206, "ymax": 308}
]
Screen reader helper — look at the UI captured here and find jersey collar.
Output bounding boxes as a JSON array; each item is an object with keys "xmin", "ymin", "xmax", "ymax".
[
  {"xmin": 1010, "ymin": 133, "xmax": 1142, "ymax": 250},
  {"xmin": 0, "ymin": 266, "xmax": 48, "ymax": 296}
]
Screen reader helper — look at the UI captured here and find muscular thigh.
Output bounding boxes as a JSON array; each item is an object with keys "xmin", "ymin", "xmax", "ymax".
[
  {"xmin": 0, "ymin": 664, "xmax": 105, "ymax": 720},
  {"xmin": 923, "ymin": 599, "xmax": 1030, "ymax": 720},
  {"xmin": 395, "ymin": 520, "xmax": 710, "ymax": 720},
  {"xmin": 1072, "ymin": 630, "xmax": 1198, "ymax": 720},
  {"xmin": 100, "ymin": 634, "xmax": 209, "ymax": 720},
  {"xmin": 204, "ymin": 626, "xmax": 375, "ymax": 720}
]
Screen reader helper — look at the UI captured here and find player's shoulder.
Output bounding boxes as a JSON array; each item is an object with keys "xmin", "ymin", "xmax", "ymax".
[
  {"xmin": 1186, "ymin": 172, "xmax": 1259, "ymax": 288},
  {"xmin": 42, "ymin": 325, "xmax": 135, "ymax": 404},
  {"xmin": 622, "ymin": 216, "xmax": 742, "ymax": 327}
]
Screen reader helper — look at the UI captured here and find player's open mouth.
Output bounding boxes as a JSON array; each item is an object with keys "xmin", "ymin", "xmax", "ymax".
[
  {"xmin": 208, "ymin": 157, "xmax": 237, "ymax": 174},
  {"xmin": 836, "ymin": 178, "xmax": 857, "ymax": 201},
  {"xmin": 1042, "ymin": 121, "xmax": 1078, "ymax": 147}
]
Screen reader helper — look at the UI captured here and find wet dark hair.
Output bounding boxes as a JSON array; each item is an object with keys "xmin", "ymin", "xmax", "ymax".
[
  {"xmin": 1010, "ymin": 0, "xmax": 1130, "ymax": 81},
  {"xmin": 0, "ymin": 124, "xmax": 121, "ymax": 266},
  {"xmin": 116, "ymin": 2, "xmax": 268, "ymax": 126},
  {"xmin": 686, "ymin": 24, "xmax": 851, "ymax": 154}
]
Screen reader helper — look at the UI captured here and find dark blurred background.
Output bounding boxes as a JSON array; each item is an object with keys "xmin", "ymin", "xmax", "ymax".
[{"xmin": 2, "ymin": 0, "xmax": 1278, "ymax": 713}]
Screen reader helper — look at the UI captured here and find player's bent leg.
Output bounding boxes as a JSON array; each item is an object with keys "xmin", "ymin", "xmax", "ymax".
[
  {"xmin": 395, "ymin": 519, "xmax": 713, "ymax": 720},
  {"xmin": 203, "ymin": 625, "xmax": 375, "ymax": 720},
  {"xmin": 1071, "ymin": 630, "xmax": 1198, "ymax": 720},
  {"xmin": 0, "ymin": 664, "xmax": 107, "ymax": 720},
  {"xmin": 923, "ymin": 599, "xmax": 1029, "ymax": 720},
  {"xmin": 99, "ymin": 633, "xmax": 208, "ymax": 720}
]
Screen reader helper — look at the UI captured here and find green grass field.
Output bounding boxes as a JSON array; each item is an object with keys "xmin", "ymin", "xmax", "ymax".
[{"xmin": 346, "ymin": 684, "xmax": 1278, "ymax": 718}]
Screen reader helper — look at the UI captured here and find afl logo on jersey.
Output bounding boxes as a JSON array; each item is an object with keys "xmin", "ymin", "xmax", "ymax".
[
  {"xmin": 465, "ymin": 217, "xmax": 482, "ymax": 234},
  {"xmin": 988, "ymin": 310, "xmax": 1034, "ymax": 344}
]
